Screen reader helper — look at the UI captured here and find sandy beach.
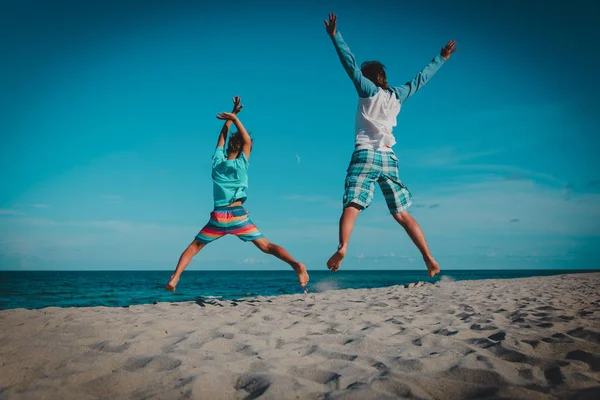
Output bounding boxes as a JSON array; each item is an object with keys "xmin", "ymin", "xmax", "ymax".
[{"xmin": 1, "ymin": 272, "xmax": 599, "ymax": 399}]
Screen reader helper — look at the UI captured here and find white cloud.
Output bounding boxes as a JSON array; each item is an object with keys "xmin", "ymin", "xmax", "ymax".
[
  {"xmin": 400, "ymin": 146, "xmax": 503, "ymax": 168},
  {"xmin": 453, "ymin": 164, "xmax": 567, "ymax": 187},
  {"xmin": 0, "ymin": 209, "xmax": 25, "ymax": 216},
  {"xmin": 0, "ymin": 217, "xmax": 199, "ymax": 262},
  {"xmin": 405, "ymin": 178, "xmax": 600, "ymax": 236},
  {"xmin": 296, "ymin": 153, "xmax": 301, "ymax": 164}
]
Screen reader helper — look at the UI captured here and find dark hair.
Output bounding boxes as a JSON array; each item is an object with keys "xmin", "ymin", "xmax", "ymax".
[
  {"xmin": 227, "ymin": 131, "xmax": 253, "ymax": 156},
  {"xmin": 361, "ymin": 61, "xmax": 389, "ymax": 90}
]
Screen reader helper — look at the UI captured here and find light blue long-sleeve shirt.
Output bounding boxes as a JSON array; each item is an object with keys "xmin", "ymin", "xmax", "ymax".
[
  {"xmin": 330, "ymin": 32, "xmax": 446, "ymax": 149},
  {"xmin": 331, "ymin": 32, "xmax": 446, "ymax": 102}
]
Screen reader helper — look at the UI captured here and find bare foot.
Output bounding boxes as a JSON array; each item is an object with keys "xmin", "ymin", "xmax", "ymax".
[
  {"xmin": 425, "ymin": 257, "xmax": 440, "ymax": 278},
  {"xmin": 327, "ymin": 246, "xmax": 347, "ymax": 272},
  {"xmin": 294, "ymin": 263, "xmax": 309, "ymax": 287},
  {"xmin": 165, "ymin": 275, "xmax": 179, "ymax": 292}
]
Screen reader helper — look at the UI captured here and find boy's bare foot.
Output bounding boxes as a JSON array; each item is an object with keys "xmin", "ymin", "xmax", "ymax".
[
  {"xmin": 327, "ymin": 246, "xmax": 347, "ymax": 272},
  {"xmin": 425, "ymin": 257, "xmax": 440, "ymax": 278},
  {"xmin": 165, "ymin": 275, "xmax": 179, "ymax": 292},
  {"xmin": 294, "ymin": 263, "xmax": 309, "ymax": 287}
]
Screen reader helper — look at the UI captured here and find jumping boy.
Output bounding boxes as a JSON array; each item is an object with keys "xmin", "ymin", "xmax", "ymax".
[
  {"xmin": 324, "ymin": 13, "xmax": 457, "ymax": 277},
  {"xmin": 165, "ymin": 97, "xmax": 309, "ymax": 291}
]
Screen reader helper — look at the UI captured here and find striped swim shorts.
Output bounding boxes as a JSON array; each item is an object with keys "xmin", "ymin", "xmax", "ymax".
[
  {"xmin": 343, "ymin": 148, "xmax": 412, "ymax": 214},
  {"xmin": 195, "ymin": 206, "xmax": 264, "ymax": 244}
]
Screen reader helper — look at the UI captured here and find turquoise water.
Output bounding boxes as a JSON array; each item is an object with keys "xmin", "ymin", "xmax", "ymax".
[{"xmin": 0, "ymin": 269, "xmax": 595, "ymax": 310}]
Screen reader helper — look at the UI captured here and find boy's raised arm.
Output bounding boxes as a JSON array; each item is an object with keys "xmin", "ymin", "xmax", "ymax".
[
  {"xmin": 215, "ymin": 96, "xmax": 244, "ymax": 148},
  {"xmin": 216, "ymin": 112, "xmax": 252, "ymax": 161},
  {"xmin": 392, "ymin": 41, "xmax": 457, "ymax": 103},
  {"xmin": 325, "ymin": 13, "xmax": 378, "ymax": 98}
]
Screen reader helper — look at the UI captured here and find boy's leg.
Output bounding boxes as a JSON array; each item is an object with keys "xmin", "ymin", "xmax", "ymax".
[
  {"xmin": 165, "ymin": 240, "xmax": 206, "ymax": 291},
  {"xmin": 230, "ymin": 207, "xmax": 309, "ymax": 287},
  {"xmin": 252, "ymin": 238, "xmax": 309, "ymax": 287},
  {"xmin": 379, "ymin": 152, "xmax": 440, "ymax": 278},
  {"xmin": 326, "ymin": 203, "xmax": 361, "ymax": 272},
  {"xmin": 166, "ymin": 213, "xmax": 224, "ymax": 291},
  {"xmin": 392, "ymin": 211, "xmax": 440, "ymax": 278},
  {"xmin": 327, "ymin": 149, "xmax": 380, "ymax": 272}
]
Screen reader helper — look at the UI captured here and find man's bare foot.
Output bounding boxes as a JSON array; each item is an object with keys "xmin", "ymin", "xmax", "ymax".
[
  {"xmin": 294, "ymin": 263, "xmax": 309, "ymax": 287},
  {"xmin": 327, "ymin": 246, "xmax": 347, "ymax": 272},
  {"xmin": 165, "ymin": 275, "xmax": 179, "ymax": 292},
  {"xmin": 425, "ymin": 257, "xmax": 440, "ymax": 278}
]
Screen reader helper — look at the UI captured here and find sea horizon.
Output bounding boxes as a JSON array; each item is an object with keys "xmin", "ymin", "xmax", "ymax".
[{"xmin": 1, "ymin": 269, "xmax": 598, "ymax": 311}]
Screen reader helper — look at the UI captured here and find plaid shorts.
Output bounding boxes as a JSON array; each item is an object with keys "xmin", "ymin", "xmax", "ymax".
[
  {"xmin": 343, "ymin": 148, "xmax": 412, "ymax": 214},
  {"xmin": 195, "ymin": 206, "xmax": 264, "ymax": 244}
]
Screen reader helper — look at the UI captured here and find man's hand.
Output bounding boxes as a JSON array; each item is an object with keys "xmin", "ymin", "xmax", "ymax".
[
  {"xmin": 324, "ymin": 12, "xmax": 337, "ymax": 37},
  {"xmin": 441, "ymin": 41, "xmax": 458, "ymax": 60},
  {"xmin": 216, "ymin": 112, "xmax": 238, "ymax": 121},
  {"xmin": 231, "ymin": 96, "xmax": 243, "ymax": 114}
]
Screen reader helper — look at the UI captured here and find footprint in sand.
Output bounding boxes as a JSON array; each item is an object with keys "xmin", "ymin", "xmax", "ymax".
[
  {"xmin": 390, "ymin": 357, "xmax": 423, "ymax": 372},
  {"xmin": 293, "ymin": 368, "xmax": 341, "ymax": 386},
  {"xmin": 466, "ymin": 337, "xmax": 496, "ymax": 349},
  {"xmin": 566, "ymin": 350, "xmax": 600, "ymax": 371},
  {"xmin": 371, "ymin": 361, "xmax": 390, "ymax": 377},
  {"xmin": 318, "ymin": 349, "xmax": 357, "ymax": 362},
  {"xmin": 236, "ymin": 343, "xmax": 258, "ymax": 357},
  {"xmin": 487, "ymin": 331, "xmax": 506, "ymax": 341},
  {"xmin": 522, "ymin": 339, "xmax": 540, "ymax": 348},
  {"xmin": 89, "ymin": 340, "xmax": 130, "ymax": 353},
  {"xmin": 123, "ymin": 356, "xmax": 154, "ymax": 372},
  {"xmin": 235, "ymin": 372, "xmax": 272, "ymax": 399},
  {"xmin": 518, "ymin": 368, "xmax": 534, "ymax": 380},
  {"xmin": 433, "ymin": 327, "xmax": 458, "ymax": 336},
  {"xmin": 568, "ymin": 327, "xmax": 600, "ymax": 344},
  {"xmin": 543, "ymin": 365, "xmax": 565, "ymax": 386},
  {"xmin": 470, "ymin": 323, "xmax": 498, "ymax": 331},
  {"xmin": 122, "ymin": 355, "xmax": 181, "ymax": 372},
  {"xmin": 541, "ymin": 333, "xmax": 574, "ymax": 344},
  {"xmin": 490, "ymin": 344, "xmax": 536, "ymax": 364}
]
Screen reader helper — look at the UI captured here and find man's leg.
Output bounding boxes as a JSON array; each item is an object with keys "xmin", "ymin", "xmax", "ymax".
[
  {"xmin": 392, "ymin": 211, "xmax": 440, "ymax": 278},
  {"xmin": 165, "ymin": 240, "xmax": 206, "ymax": 292},
  {"xmin": 327, "ymin": 149, "xmax": 379, "ymax": 272},
  {"xmin": 379, "ymin": 152, "xmax": 440, "ymax": 278},
  {"xmin": 326, "ymin": 203, "xmax": 362, "ymax": 272},
  {"xmin": 252, "ymin": 238, "xmax": 309, "ymax": 287}
]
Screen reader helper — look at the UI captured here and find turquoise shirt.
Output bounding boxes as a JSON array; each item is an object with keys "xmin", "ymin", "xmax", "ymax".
[{"xmin": 211, "ymin": 146, "xmax": 249, "ymax": 207}]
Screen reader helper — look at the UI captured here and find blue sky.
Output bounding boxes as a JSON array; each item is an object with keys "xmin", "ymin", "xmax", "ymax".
[{"xmin": 1, "ymin": 0, "xmax": 599, "ymax": 271}]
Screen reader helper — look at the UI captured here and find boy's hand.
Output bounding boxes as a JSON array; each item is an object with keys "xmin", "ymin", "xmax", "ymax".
[
  {"xmin": 324, "ymin": 12, "xmax": 337, "ymax": 37},
  {"xmin": 441, "ymin": 41, "xmax": 458, "ymax": 60},
  {"xmin": 231, "ymin": 96, "xmax": 243, "ymax": 114},
  {"xmin": 216, "ymin": 112, "xmax": 238, "ymax": 121}
]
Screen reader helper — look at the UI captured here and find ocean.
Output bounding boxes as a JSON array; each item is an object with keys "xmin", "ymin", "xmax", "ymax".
[{"xmin": 0, "ymin": 269, "xmax": 595, "ymax": 310}]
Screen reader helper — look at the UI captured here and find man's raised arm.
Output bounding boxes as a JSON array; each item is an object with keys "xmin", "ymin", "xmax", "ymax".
[
  {"xmin": 392, "ymin": 40, "xmax": 457, "ymax": 103},
  {"xmin": 325, "ymin": 13, "xmax": 378, "ymax": 98}
]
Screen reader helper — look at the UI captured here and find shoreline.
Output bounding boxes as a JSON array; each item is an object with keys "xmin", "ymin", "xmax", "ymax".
[
  {"xmin": 1, "ymin": 272, "xmax": 599, "ymax": 399},
  {"xmin": 1, "ymin": 271, "xmax": 597, "ymax": 313},
  {"xmin": 2, "ymin": 269, "xmax": 600, "ymax": 312}
]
